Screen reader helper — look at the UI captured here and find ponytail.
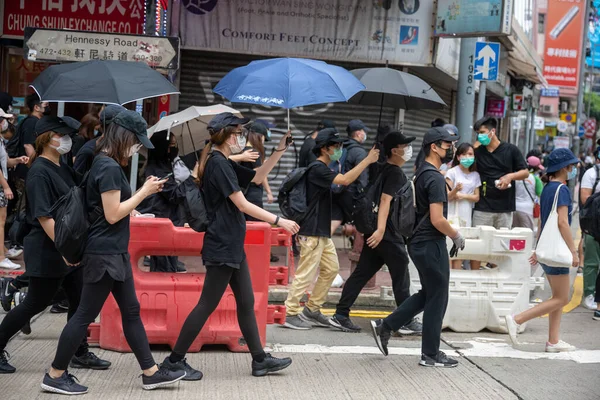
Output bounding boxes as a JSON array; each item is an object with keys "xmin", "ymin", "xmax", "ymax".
[
  {"xmin": 196, "ymin": 142, "xmax": 213, "ymax": 186},
  {"xmin": 27, "ymin": 131, "xmax": 54, "ymax": 167},
  {"xmin": 196, "ymin": 126, "xmax": 237, "ymax": 186}
]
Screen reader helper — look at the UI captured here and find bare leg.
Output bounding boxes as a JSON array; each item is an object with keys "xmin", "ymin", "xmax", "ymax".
[{"xmin": 451, "ymin": 260, "xmax": 463, "ymax": 270}]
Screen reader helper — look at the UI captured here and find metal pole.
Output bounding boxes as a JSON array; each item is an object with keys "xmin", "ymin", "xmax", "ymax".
[
  {"xmin": 456, "ymin": 38, "xmax": 477, "ymax": 144},
  {"xmin": 529, "ymin": 106, "xmax": 537, "ymax": 151},
  {"xmin": 129, "ymin": 99, "xmax": 144, "ymax": 192},
  {"xmin": 576, "ymin": 0, "xmax": 591, "ymax": 148},
  {"xmin": 476, "ymin": 81, "xmax": 487, "ymax": 120},
  {"xmin": 588, "ymin": 44, "xmax": 595, "ymax": 118},
  {"xmin": 57, "ymin": 102, "xmax": 65, "ymax": 117}
]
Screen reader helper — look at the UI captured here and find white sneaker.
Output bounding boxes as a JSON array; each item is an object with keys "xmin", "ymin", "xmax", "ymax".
[
  {"xmin": 0, "ymin": 258, "xmax": 20, "ymax": 270},
  {"xmin": 545, "ymin": 340, "xmax": 576, "ymax": 353},
  {"xmin": 504, "ymin": 315, "xmax": 519, "ymax": 347},
  {"xmin": 582, "ymin": 294, "xmax": 598, "ymax": 310},
  {"xmin": 6, "ymin": 248, "xmax": 23, "ymax": 260}
]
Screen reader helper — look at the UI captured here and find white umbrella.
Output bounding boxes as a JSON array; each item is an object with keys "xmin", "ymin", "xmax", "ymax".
[{"xmin": 147, "ymin": 104, "xmax": 243, "ymax": 156}]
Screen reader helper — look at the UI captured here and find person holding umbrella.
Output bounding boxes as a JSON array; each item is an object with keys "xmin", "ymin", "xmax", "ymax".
[{"xmin": 43, "ymin": 111, "xmax": 185, "ymax": 394}]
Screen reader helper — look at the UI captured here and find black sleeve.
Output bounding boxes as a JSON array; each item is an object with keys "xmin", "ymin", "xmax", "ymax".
[
  {"xmin": 26, "ymin": 173, "xmax": 54, "ymax": 219},
  {"xmin": 96, "ymin": 162, "xmax": 125, "ymax": 194},
  {"xmin": 22, "ymin": 120, "xmax": 37, "ymax": 146},
  {"xmin": 425, "ymin": 172, "xmax": 447, "ymax": 204},
  {"xmin": 310, "ymin": 162, "xmax": 337, "ymax": 188},
  {"xmin": 382, "ymin": 167, "xmax": 406, "ymax": 196},
  {"xmin": 511, "ymin": 145, "xmax": 528, "ymax": 172},
  {"xmin": 73, "ymin": 149, "xmax": 92, "ymax": 175},
  {"xmin": 230, "ymin": 160, "xmax": 256, "ymax": 190}
]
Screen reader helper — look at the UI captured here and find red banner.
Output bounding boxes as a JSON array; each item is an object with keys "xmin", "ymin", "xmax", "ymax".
[
  {"xmin": 543, "ymin": 0, "xmax": 585, "ymax": 88},
  {"xmin": 2, "ymin": 0, "xmax": 144, "ymax": 38}
]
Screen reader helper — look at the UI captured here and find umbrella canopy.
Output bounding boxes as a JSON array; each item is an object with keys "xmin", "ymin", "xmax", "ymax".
[
  {"xmin": 30, "ymin": 60, "xmax": 179, "ymax": 105},
  {"xmin": 214, "ymin": 58, "xmax": 365, "ymax": 109},
  {"xmin": 147, "ymin": 104, "xmax": 242, "ymax": 156},
  {"xmin": 349, "ymin": 67, "xmax": 446, "ymax": 110}
]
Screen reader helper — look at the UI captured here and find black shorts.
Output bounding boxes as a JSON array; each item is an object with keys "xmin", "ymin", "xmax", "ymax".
[{"xmin": 332, "ymin": 191, "xmax": 354, "ymax": 223}]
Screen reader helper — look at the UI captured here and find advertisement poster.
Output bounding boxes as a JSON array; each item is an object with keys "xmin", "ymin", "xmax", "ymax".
[
  {"xmin": 435, "ymin": 0, "xmax": 512, "ymax": 37},
  {"xmin": 543, "ymin": 0, "xmax": 585, "ymax": 88},
  {"xmin": 173, "ymin": 0, "xmax": 434, "ymax": 66},
  {"xmin": 486, "ymin": 98, "xmax": 505, "ymax": 118}
]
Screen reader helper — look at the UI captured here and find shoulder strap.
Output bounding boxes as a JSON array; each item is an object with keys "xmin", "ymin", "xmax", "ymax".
[
  {"xmin": 522, "ymin": 179, "xmax": 535, "ymax": 202},
  {"xmin": 592, "ymin": 165, "xmax": 600, "ymax": 194},
  {"xmin": 550, "ymin": 183, "xmax": 563, "ymax": 215}
]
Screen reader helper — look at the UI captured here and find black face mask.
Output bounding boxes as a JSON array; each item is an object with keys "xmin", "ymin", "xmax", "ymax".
[
  {"xmin": 42, "ymin": 106, "xmax": 51, "ymax": 116},
  {"xmin": 168, "ymin": 146, "xmax": 179, "ymax": 161},
  {"xmin": 438, "ymin": 145, "xmax": 454, "ymax": 164}
]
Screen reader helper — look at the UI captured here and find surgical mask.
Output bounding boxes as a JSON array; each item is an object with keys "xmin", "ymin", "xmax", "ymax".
[
  {"xmin": 330, "ymin": 147, "xmax": 343, "ymax": 161},
  {"xmin": 0, "ymin": 119, "xmax": 8, "ymax": 133},
  {"xmin": 460, "ymin": 156, "xmax": 475, "ymax": 168},
  {"xmin": 266, "ymin": 130, "xmax": 272, "ymax": 141},
  {"xmin": 229, "ymin": 135, "xmax": 246, "ymax": 154},
  {"xmin": 401, "ymin": 145, "xmax": 413, "ymax": 162},
  {"xmin": 357, "ymin": 131, "xmax": 366, "ymax": 144},
  {"xmin": 93, "ymin": 129, "xmax": 100, "ymax": 137},
  {"xmin": 567, "ymin": 166, "xmax": 578, "ymax": 181},
  {"xmin": 438, "ymin": 145, "xmax": 454, "ymax": 164},
  {"xmin": 128, "ymin": 144, "xmax": 142, "ymax": 158},
  {"xmin": 50, "ymin": 135, "xmax": 72, "ymax": 155},
  {"xmin": 478, "ymin": 132, "xmax": 492, "ymax": 146}
]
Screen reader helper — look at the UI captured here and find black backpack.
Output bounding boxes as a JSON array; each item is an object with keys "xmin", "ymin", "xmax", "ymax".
[
  {"xmin": 389, "ymin": 178, "xmax": 417, "ymax": 238},
  {"xmin": 278, "ymin": 163, "xmax": 318, "ymax": 223},
  {"xmin": 580, "ymin": 165, "xmax": 600, "ymax": 243},
  {"xmin": 352, "ymin": 173, "xmax": 385, "ymax": 235},
  {"xmin": 330, "ymin": 143, "xmax": 361, "ymax": 194},
  {"xmin": 6, "ymin": 115, "xmax": 33, "ymax": 158},
  {"xmin": 177, "ymin": 178, "xmax": 210, "ymax": 232}
]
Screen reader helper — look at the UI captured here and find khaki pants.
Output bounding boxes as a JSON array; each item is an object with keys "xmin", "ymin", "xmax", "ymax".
[{"xmin": 285, "ymin": 236, "xmax": 339, "ymax": 316}]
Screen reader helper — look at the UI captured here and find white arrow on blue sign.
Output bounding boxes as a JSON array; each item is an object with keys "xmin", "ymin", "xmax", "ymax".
[{"xmin": 474, "ymin": 42, "xmax": 500, "ymax": 81}]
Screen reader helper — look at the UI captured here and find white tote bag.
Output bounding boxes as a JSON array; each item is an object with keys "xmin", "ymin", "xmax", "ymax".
[{"xmin": 535, "ymin": 184, "xmax": 573, "ymax": 268}]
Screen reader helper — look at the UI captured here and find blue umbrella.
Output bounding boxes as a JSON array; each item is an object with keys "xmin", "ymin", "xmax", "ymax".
[{"xmin": 214, "ymin": 57, "xmax": 365, "ymax": 129}]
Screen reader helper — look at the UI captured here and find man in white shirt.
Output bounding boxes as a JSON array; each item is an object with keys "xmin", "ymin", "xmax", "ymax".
[{"xmin": 580, "ymin": 147, "xmax": 600, "ymax": 310}]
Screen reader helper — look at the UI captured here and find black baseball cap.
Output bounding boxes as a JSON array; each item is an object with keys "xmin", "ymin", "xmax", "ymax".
[
  {"xmin": 0, "ymin": 92, "xmax": 16, "ymax": 112},
  {"xmin": 346, "ymin": 119, "xmax": 370, "ymax": 134},
  {"xmin": 383, "ymin": 131, "xmax": 416, "ymax": 154},
  {"xmin": 249, "ymin": 122, "xmax": 270, "ymax": 141},
  {"xmin": 35, "ymin": 116, "xmax": 78, "ymax": 137},
  {"xmin": 113, "ymin": 110, "xmax": 154, "ymax": 149},
  {"xmin": 254, "ymin": 119, "xmax": 276, "ymax": 129},
  {"xmin": 316, "ymin": 119, "xmax": 335, "ymax": 130},
  {"xmin": 207, "ymin": 112, "xmax": 250, "ymax": 132},
  {"xmin": 422, "ymin": 126, "xmax": 460, "ymax": 146},
  {"xmin": 100, "ymin": 104, "xmax": 127, "ymax": 125},
  {"xmin": 315, "ymin": 128, "xmax": 343, "ymax": 147}
]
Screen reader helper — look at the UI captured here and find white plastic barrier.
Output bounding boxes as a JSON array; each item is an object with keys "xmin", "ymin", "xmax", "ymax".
[{"xmin": 407, "ymin": 226, "xmax": 534, "ymax": 333}]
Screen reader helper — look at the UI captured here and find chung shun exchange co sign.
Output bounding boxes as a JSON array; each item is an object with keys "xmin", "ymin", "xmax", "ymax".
[{"xmin": 23, "ymin": 28, "xmax": 180, "ymax": 70}]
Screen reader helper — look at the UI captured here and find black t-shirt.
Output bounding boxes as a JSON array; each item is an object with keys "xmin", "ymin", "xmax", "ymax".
[
  {"xmin": 299, "ymin": 136, "xmax": 317, "ymax": 168},
  {"xmin": 474, "ymin": 142, "xmax": 528, "ymax": 213},
  {"xmin": 202, "ymin": 151, "xmax": 256, "ymax": 265},
  {"xmin": 24, "ymin": 157, "xmax": 78, "ymax": 278},
  {"xmin": 72, "ymin": 135, "xmax": 87, "ymax": 159},
  {"xmin": 73, "ymin": 138, "xmax": 98, "ymax": 174},
  {"xmin": 380, "ymin": 163, "xmax": 407, "ymax": 243},
  {"xmin": 15, "ymin": 116, "xmax": 39, "ymax": 179},
  {"xmin": 298, "ymin": 160, "xmax": 337, "ymax": 237},
  {"xmin": 411, "ymin": 162, "xmax": 448, "ymax": 244},
  {"xmin": 240, "ymin": 146, "xmax": 264, "ymax": 207},
  {"xmin": 85, "ymin": 155, "xmax": 132, "ymax": 255}
]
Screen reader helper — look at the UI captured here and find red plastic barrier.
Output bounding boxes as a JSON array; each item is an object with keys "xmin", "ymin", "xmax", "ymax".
[
  {"xmin": 267, "ymin": 226, "xmax": 294, "ymax": 286},
  {"xmin": 89, "ymin": 218, "xmax": 272, "ymax": 353}
]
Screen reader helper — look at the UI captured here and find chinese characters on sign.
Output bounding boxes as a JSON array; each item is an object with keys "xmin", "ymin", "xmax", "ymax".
[{"xmin": 486, "ymin": 98, "xmax": 505, "ymax": 118}]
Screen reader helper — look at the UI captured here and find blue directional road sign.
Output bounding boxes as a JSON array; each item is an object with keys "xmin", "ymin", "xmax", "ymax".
[{"xmin": 474, "ymin": 42, "xmax": 500, "ymax": 81}]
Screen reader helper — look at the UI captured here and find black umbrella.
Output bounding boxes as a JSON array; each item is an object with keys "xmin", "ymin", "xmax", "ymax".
[
  {"xmin": 349, "ymin": 67, "xmax": 446, "ymax": 127},
  {"xmin": 30, "ymin": 60, "xmax": 179, "ymax": 105}
]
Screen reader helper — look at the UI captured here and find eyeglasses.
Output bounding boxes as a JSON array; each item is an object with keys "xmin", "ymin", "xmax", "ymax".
[{"xmin": 234, "ymin": 128, "xmax": 249, "ymax": 138}]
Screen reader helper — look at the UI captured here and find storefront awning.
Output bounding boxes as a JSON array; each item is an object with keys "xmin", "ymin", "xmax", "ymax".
[
  {"xmin": 508, "ymin": 57, "xmax": 544, "ymax": 84},
  {"xmin": 500, "ymin": 18, "xmax": 548, "ymax": 86}
]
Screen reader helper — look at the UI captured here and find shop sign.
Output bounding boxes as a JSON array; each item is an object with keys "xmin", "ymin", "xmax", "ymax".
[
  {"xmin": 511, "ymin": 117, "xmax": 521, "ymax": 130},
  {"xmin": 24, "ymin": 28, "xmax": 180, "ymax": 70},
  {"xmin": 557, "ymin": 120, "xmax": 568, "ymax": 133},
  {"xmin": 534, "ymin": 116, "xmax": 545, "ymax": 130},
  {"xmin": 560, "ymin": 113, "xmax": 576, "ymax": 123},
  {"xmin": 584, "ymin": 118, "xmax": 596, "ymax": 138},
  {"xmin": 486, "ymin": 98, "xmax": 505, "ymax": 118},
  {"xmin": 512, "ymin": 94, "xmax": 524, "ymax": 111},
  {"xmin": 540, "ymin": 87, "xmax": 560, "ymax": 97},
  {"xmin": 554, "ymin": 136, "xmax": 570, "ymax": 148},
  {"xmin": 435, "ymin": 0, "xmax": 513, "ymax": 37},
  {"xmin": 175, "ymin": 0, "xmax": 434, "ymax": 66},
  {"xmin": 2, "ymin": 0, "xmax": 144, "ymax": 38}
]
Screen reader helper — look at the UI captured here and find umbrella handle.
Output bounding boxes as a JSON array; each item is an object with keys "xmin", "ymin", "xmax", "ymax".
[{"xmin": 287, "ymin": 109, "xmax": 290, "ymax": 132}]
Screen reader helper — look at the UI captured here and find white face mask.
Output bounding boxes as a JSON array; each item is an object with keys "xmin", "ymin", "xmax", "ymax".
[
  {"xmin": 128, "ymin": 144, "xmax": 143, "ymax": 158},
  {"xmin": 50, "ymin": 135, "xmax": 72, "ymax": 155},
  {"xmin": 401, "ymin": 145, "xmax": 413, "ymax": 161},
  {"xmin": 229, "ymin": 135, "xmax": 246, "ymax": 154},
  {"xmin": 0, "ymin": 119, "xmax": 8, "ymax": 133}
]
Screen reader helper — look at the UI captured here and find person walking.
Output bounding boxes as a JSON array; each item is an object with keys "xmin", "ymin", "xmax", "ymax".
[
  {"xmin": 42, "ymin": 111, "xmax": 185, "ymax": 395},
  {"xmin": 0, "ymin": 116, "xmax": 110, "ymax": 374},
  {"xmin": 160, "ymin": 112, "xmax": 298, "ymax": 380},
  {"xmin": 299, "ymin": 119, "xmax": 335, "ymax": 168},
  {"xmin": 580, "ymin": 147, "xmax": 600, "ymax": 310},
  {"xmin": 330, "ymin": 131, "xmax": 421, "ymax": 334},
  {"xmin": 284, "ymin": 128, "xmax": 379, "ymax": 330},
  {"xmin": 505, "ymin": 148, "xmax": 580, "ymax": 353},
  {"xmin": 370, "ymin": 126, "xmax": 463, "ymax": 368}
]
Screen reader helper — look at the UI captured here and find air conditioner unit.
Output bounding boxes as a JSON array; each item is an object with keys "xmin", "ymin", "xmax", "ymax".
[
  {"xmin": 541, "ymin": 104, "xmax": 553, "ymax": 114},
  {"xmin": 560, "ymin": 101, "xmax": 568, "ymax": 112}
]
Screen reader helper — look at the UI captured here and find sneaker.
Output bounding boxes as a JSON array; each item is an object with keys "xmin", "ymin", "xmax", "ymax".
[
  {"xmin": 298, "ymin": 307, "xmax": 331, "ymax": 327},
  {"xmin": 504, "ymin": 315, "xmax": 519, "ymax": 347},
  {"xmin": 70, "ymin": 352, "xmax": 111, "ymax": 370},
  {"xmin": 0, "ymin": 277, "xmax": 16, "ymax": 312},
  {"xmin": 283, "ymin": 315, "xmax": 312, "ymax": 330},
  {"xmin": 160, "ymin": 356, "xmax": 203, "ymax": 381},
  {"xmin": 143, "ymin": 256, "xmax": 151, "ymax": 267},
  {"xmin": 252, "ymin": 353, "xmax": 292, "ymax": 377},
  {"xmin": 0, "ymin": 350, "xmax": 16, "ymax": 374},
  {"xmin": 176, "ymin": 265, "xmax": 187, "ymax": 273},
  {"xmin": 141, "ymin": 364, "xmax": 186, "ymax": 390},
  {"xmin": 5, "ymin": 247, "xmax": 23, "ymax": 260},
  {"xmin": 396, "ymin": 318, "xmax": 423, "ymax": 336},
  {"xmin": 545, "ymin": 340, "xmax": 576, "ymax": 353},
  {"xmin": 370, "ymin": 319, "xmax": 391, "ymax": 356},
  {"xmin": 176, "ymin": 260, "xmax": 186, "ymax": 268},
  {"xmin": 20, "ymin": 320, "xmax": 31, "ymax": 335},
  {"xmin": 329, "ymin": 314, "xmax": 361, "ymax": 333},
  {"xmin": 270, "ymin": 254, "xmax": 280, "ymax": 263},
  {"xmin": 582, "ymin": 294, "xmax": 598, "ymax": 310},
  {"xmin": 41, "ymin": 371, "xmax": 88, "ymax": 395},
  {"xmin": 419, "ymin": 351, "xmax": 459, "ymax": 368},
  {"xmin": 0, "ymin": 258, "xmax": 20, "ymax": 270},
  {"xmin": 51, "ymin": 300, "xmax": 69, "ymax": 314},
  {"xmin": 593, "ymin": 310, "xmax": 600, "ymax": 321}
]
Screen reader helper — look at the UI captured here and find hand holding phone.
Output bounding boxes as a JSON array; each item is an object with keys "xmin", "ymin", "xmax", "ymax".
[{"xmin": 159, "ymin": 172, "xmax": 173, "ymax": 181}]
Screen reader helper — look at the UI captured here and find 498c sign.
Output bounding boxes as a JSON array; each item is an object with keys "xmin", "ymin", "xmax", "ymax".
[{"xmin": 3, "ymin": 0, "xmax": 144, "ymax": 38}]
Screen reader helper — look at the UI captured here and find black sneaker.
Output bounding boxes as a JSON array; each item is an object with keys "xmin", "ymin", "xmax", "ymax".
[
  {"xmin": 329, "ymin": 314, "xmax": 362, "ymax": 333},
  {"xmin": 593, "ymin": 310, "xmax": 600, "ymax": 321},
  {"xmin": 51, "ymin": 300, "xmax": 69, "ymax": 314},
  {"xmin": 161, "ymin": 356, "xmax": 203, "ymax": 381},
  {"xmin": 141, "ymin": 364, "xmax": 186, "ymax": 390},
  {"xmin": 0, "ymin": 350, "xmax": 16, "ymax": 374},
  {"xmin": 370, "ymin": 319, "xmax": 391, "ymax": 356},
  {"xmin": 143, "ymin": 256, "xmax": 151, "ymax": 267},
  {"xmin": 395, "ymin": 318, "xmax": 423, "ymax": 336},
  {"xmin": 270, "ymin": 254, "xmax": 280, "ymax": 263},
  {"xmin": 41, "ymin": 371, "xmax": 88, "ymax": 395},
  {"xmin": 20, "ymin": 320, "xmax": 31, "ymax": 335},
  {"xmin": 70, "ymin": 352, "xmax": 112, "ymax": 370},
  {"xmin": 176, "ymin": 265, "xmax": 187, "ymax": 273},
  {"xmin": 252, "ymin": 353, "xmax": 292, "ymax": 377},
  {"xmin": 176, "ymin": 260, "xmax": 186, "ymax": 268},
  {"xmin": 419, "ymin": 351, "xmax": 458, "ymax": 368},
  {"xmin": 0, "ymin": 277, "xmax": 16, "ymax": 312}
]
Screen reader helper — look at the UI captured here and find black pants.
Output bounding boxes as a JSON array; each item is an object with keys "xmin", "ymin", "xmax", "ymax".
[
  {"xmin": 171, "ymin": 259, "xmax": 265, "ymax": 360},
  {"xmin": 149, "ymin": 256, "xmax": 179, "ymax": 272},
  {"xmin": 13, "ymin": 272, "xmax": 29, "ymax": 290},
  {"xmin": 0, "ymin": 268, "xmax": 88, "ymax": 356},
  {"xmin": 383, "ymin": 239, "xmax": 450, "ymax": 357},
  {"xmin": 336, "ymin": 239, "xmax": 410, "ymax": 318},
  {"xmin": 52, "ymin": 272, "xmax": 155, "ymax": 370}
]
